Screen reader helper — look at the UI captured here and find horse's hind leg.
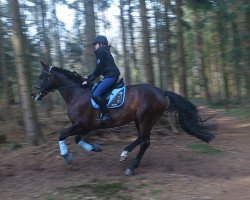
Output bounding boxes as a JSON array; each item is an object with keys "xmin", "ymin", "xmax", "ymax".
[
  {"xmin": 125, "ymin": 123, "xmax": 152, "ymax": 176},
  {"xmin": 120, "ymin": 137, "xmax": 140, "ymax": 161},
  {"xmin": 120, "ymin": 120, "xmax": 140, "ymax": 162}
]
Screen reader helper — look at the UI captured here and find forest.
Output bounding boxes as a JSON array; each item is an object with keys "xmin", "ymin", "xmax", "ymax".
[
  {"xmin": 1, "ymin": 1, "xmax": 250, "ymax": 199},
  {"xmin": 0, "ymin": 0, "xmax": 249, "ymax": 142}
]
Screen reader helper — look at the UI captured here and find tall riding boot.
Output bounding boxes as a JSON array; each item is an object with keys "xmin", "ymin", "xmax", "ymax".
[{"xmin": 94, "ymin": 96, "xmax": 112, "ymax": 122}]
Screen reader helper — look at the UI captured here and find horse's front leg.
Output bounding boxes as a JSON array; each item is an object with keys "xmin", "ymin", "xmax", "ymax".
[
  {"xmin": 58, "ymin": 123, "xmax": 81, "ymax": 163},
  {"xmin": 74, "ymin": 134, "xmax": 102, "ymax": 152}
]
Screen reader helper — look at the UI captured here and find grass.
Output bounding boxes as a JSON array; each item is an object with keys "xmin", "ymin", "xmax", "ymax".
[
  {"xmin": 151, "ymin": 188, "xmax": 162, "ymax": 195},
  {"xmin": 191, "ymin": 98, "xmax": 250, "ymax": 118},
  {"xmin": 218, "ymin": 107, "xmax": 250, "ymax": 118},
  {"xmin": 41, "ymin": 181, "xmax": 132, "ymax": 200},
  {"xmin": 45, "ymin": 197, "xmax": 56, "ymax": 200},
  {"xmin": 39, "ymin": 180, "xmax": 166, "ymax": 200},
  {"xmin": 187, "ymin": 143, "xmax": 222, "ymax": 155}
]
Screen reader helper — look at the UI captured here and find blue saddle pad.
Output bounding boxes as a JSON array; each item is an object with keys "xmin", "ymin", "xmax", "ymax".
[{"xmin": 91, "ymin": 86, "xmax": 126, "ymax": 109}]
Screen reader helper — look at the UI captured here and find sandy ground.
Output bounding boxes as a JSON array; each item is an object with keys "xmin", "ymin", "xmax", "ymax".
[{"xmin": 0, "ymin": 105, "xmax": 250, "ymax": 200}]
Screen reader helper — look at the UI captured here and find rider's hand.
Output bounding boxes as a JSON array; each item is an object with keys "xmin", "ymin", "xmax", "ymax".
[
  {"xmin": 82, "ymin": 81, "xmax": 88, "ymax": 86},
  {"xmin": 82, "ymin": 76, "xmax": 88, "ymax": 86}
]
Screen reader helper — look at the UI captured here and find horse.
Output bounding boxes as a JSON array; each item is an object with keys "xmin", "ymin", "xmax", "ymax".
[{"xmin": 31, "ymin": 61, "xmax": 215, "ymax": 176}]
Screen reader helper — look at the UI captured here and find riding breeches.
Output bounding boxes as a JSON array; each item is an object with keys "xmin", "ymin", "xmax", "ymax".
[{"xmin": 92, "ymin": 77, "xmax": 118, "ymax": 98}]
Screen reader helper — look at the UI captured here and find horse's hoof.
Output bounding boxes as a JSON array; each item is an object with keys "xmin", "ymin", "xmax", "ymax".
[
  {"xmin": 120, "ymin": 155, "xmax": 127, "ymax": 162},
  {"xmin": 63, "ymin": 153, "xmax": 73, "ymax": 164},
  {"xmin": 124, "ymin": 168, "xmax": 134, "ymax": 176},
  {"xmin": 91, "ymin": 143, "xmax": 102, "ymax": 152}
]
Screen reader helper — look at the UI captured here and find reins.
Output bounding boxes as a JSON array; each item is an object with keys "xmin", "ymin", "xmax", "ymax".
[{"xmin": 42, "ymin": 66, "xmax": 81, "ymax": 93}]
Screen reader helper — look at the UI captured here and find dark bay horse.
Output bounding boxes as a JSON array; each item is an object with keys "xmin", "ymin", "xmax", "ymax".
[{"xmin": 31, "ymin": 62, "xmax": 215, "ymax": 176}]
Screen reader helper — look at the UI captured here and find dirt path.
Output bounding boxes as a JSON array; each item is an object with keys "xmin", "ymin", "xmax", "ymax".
[{"xmin": 0, "ymin": 106, "xmax": 250, "ymax": 200}]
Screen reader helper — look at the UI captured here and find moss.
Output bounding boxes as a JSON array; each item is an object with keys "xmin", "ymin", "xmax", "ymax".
[{"xmin": 187, "ymin": 143, "xmax": 222, "ymax": 155}]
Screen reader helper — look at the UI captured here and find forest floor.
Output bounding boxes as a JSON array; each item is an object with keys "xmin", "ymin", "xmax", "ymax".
[{"xmin": 0, "ymin": 104, "xmax": 250, "ymax": 200}]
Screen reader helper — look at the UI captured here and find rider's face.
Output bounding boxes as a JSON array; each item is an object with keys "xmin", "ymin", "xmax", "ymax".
[{"xmin": 94, "ymin": 43, "xmax": 102, "ymax": 50}]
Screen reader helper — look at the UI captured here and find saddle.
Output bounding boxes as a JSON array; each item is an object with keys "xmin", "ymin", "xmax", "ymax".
[{"xmin": 91, "ymin": 78, "xmax": 126, "ymax": 109}]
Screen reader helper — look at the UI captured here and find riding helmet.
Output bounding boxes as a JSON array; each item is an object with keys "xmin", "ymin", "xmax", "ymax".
[{"xmin": 92, "ymin": 35, "xmax": 108, "ymax": 45}]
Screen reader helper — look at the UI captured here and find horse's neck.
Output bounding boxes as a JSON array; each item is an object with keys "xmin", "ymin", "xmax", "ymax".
[
  {"xmin": 53, "ymin": 73, "xmax": 88, "ymax": 105},
  {"xmin": 58, "ymin": 86, "xmax": 80, "ymax": 105}
]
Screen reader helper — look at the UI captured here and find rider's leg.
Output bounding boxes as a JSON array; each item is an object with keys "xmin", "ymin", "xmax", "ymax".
[
  {"xmin": 92, "ymin": 77, "xmax": 118, "ymax": 122},
  {"xmin": 93, "ymin": 96, "xmax": 111, "ymax": 120}
]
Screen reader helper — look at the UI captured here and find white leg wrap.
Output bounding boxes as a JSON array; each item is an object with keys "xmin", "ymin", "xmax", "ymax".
[
  {"xmin": 120, "ymin": 150, "xmax": 128, "ymax": 162},
  {"xmin": 78, "ymin": 140, "xmax": 93, "ymax": 152},
  {"xmin": 59, "ymin": 140, "xmax": 68, "ymax": 156}
]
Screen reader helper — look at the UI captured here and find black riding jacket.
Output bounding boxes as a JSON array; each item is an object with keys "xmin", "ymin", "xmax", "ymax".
[{"xmin": 87, "ymin": 46, "xmax": 120, "ymax": 83}]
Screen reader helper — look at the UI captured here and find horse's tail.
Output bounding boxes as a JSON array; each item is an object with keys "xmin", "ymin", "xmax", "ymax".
[{"xmin": 164, "ymin": 91, "xmax": 215, "ymax": 143}]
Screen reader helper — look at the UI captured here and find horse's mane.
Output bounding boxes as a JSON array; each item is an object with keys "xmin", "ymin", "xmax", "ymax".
[{"xmin": 53, "ymin": 67, "xmax": 84, "ymax": 84}]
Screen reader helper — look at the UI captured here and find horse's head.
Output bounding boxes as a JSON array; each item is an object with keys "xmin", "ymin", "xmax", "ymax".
[{"xmin": 31, "ymin": 61, "xmax": 57, "ymax": 101}]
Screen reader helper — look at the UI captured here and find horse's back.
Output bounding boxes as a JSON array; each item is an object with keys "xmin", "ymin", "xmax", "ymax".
[
  {"xmin": 125, "ymin": 84, "xmax": 167, "ymax": 117},
  {"xmin": 127, "ymin": 83, "xmax": 165, "ymax": 101}
]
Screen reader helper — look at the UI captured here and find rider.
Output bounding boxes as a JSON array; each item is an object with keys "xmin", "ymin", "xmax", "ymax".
[{"xmin": 82, "ymin": 35, "xmax": 120, "ymax": 123}]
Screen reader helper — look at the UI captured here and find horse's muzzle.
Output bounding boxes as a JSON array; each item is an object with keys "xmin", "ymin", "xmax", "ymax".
[{"xmin": 31, "ymin": 89, "xmax": 43, "ymax": 101}]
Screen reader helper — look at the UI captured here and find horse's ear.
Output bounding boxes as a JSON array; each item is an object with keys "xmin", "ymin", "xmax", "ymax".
[{"xmin": 40, "ymin": 61, "xmax": 49, "ymax": 70}]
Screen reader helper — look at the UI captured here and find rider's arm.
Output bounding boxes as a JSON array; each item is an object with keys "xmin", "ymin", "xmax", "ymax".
[
  {"xmin": 92, "ymin": 49, "xmax": 107, "ymax": 77},
  {"xmin": 83, "ymin": 49, "xmax": 107, "ymax": 85}
]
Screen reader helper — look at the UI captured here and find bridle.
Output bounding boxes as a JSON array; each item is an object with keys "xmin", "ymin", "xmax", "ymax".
[
  {"xmin": 33, "ymin": 66, "xmax": 78, "ymax": 100},
  {"xmin": 33, "ymin": 68, "xmax": 55, "ymax": 100}
]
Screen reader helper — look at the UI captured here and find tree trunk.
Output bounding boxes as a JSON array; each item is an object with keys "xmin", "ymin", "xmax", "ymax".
[
  {"xmin": 176, "ymin": 0, "xmax": 187, "ymax": 97},
  {"xmin": 216, "ymin": 2, "xmax": 229, "ymax": 107},
  {"xmin": 83, "ymin": 0, "xmax": 96, "ymax": 73},
  {"xmin": 0, "ymin": 3, "xmax": 8, "ymax": 105},
  {"xmin": 52, "ymin": 0, "xmax": 63, "ymax": 68},
  {"xmin": 8, "ymin": 0, "xmax": 41, "ymax": 145},
  {"xmin": 40, "ymin": 0, "xmax": 53, "ymax": 116},
  {"xmin": 40, "ymin": 0, "xmax": 51, "ymax": 64},
  {"xmin": 154, "ymin": 5, "xmax": 163, "ymax": 88},
  {"xmin": 120, "ymin": 0, "xmax": 131, "ymax": 84},
  {"xmin": 139, "ymin": 0, "xmax": 154, "ymax": 85},
  {"xmin": 164, "ymin": 0, "xmax": 174, "ymax": 91},
  {"xmin": 243, "ymin": 0, "xmax": 250, "ymax": 99},
  {"xmin": 231, "ymin": 20, "xmax": 242, "ymax": 103},
  {"xmin": 128, "ymin": 0, "xmax": 139, "ymax": 83},
  {"xmin": 193, "ymin": 10, "xmax": 211, "ymax": 103}
]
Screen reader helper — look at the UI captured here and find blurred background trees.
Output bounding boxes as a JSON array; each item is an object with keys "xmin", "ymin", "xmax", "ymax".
[{"xmin": 0, "ymin": 0, "xmax": 249, "ymax": 143}]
